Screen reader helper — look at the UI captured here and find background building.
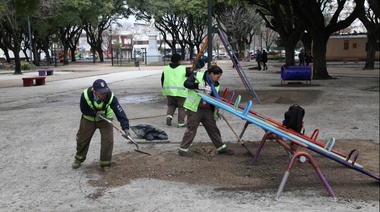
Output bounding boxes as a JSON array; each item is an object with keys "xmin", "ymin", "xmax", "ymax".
[{"xmin": 326, "ymin": 34, "xmax": 380, "ymax": 61}]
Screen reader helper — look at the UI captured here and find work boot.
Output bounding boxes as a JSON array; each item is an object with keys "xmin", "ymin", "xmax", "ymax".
[
  {"xmin": 166, "ymin": 117, "xmax": 172, "ymax": 126},
  {"xmin": 72, "ymin": 159, "xmax": 82, "ymax": 169},
  {"xmin": 218, "ymin": 148, "xmax": 234, "ymax": 155},
  {"xmin": 177, "ymin": 123, "xmax": 187, "ymax": 128},
  {"xmin": 178, "ymin": 150, "xmax": 189, "ymax": 157}
]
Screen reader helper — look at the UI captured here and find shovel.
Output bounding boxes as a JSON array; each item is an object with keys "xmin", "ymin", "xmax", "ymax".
[
  {"xmin": 219, "ymin": 113, "xmax": 255, "ymax": 156},
  {"xmin": 98, "ymin": 114, "xmax": 151, "ymax": 155}
]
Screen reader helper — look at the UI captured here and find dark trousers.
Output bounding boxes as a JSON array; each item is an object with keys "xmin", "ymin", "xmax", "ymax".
[
  {"xmin": 75, "ymin": 117, "xmax": 114, "ymax": 166},
  {"xmin": 180, "ymin": 108, "xmax": 224, "ymax": 149},
  {"xmin": 257, "ymin": 61, "xmax": 262, "ymax": 70},
  {"xmin": 262, "ymin": 61, "xmax": 267, "ymax": 69},
  {"xmin": 167, "ymin": 96, "xmax": 186, "ymax": 124}
]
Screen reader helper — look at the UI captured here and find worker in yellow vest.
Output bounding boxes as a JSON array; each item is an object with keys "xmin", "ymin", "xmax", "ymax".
[
  {"xmin": 161, "ymin": 54, "xmax": 192, "ymax": 127},
  {"xmin": 178, "ymin": 61, "xmax": 234, "ymax": 156},
  {"xmin": 72, "ymin": 79, "xmax": 130, "ymax": 172}
]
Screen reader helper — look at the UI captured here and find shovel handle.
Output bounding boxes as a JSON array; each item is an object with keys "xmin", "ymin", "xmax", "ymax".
[
  {"xmin": 98, "ymin": 114, "xmax": 139, "ymax": 149},
  {"xmin": 220, "ymin": 113, "xmax": 245, "ymax": 145}
]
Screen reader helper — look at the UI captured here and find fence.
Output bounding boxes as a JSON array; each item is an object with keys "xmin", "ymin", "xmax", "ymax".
[{"xmin": 111, "ymin": 55, "xmax": 181, "ymax": 67}]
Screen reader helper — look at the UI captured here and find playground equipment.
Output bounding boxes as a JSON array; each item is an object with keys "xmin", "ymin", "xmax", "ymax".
[
  {"xmin": 196, "ymin": 88, "xmax": 379, "ymax": 200},
  {"xmin": 191, "ymin": 25, "xmax": 260, "ymax": 103},
  {"xmin": 281, "ymin": 65, "xmax": 312, "ymax": 84}
]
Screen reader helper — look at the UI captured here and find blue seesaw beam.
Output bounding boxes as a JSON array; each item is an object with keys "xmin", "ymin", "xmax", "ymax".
[{"xmin": 197, "ymin": 92, "xmax": 380, "ymax": 181}]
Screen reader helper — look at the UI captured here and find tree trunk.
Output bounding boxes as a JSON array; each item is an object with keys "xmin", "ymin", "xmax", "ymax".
[
  {"xmin": 95, "ymin": 45, "xmax": 104, "ymax": 62},
  {"xmin": 284, "ymin": 43, "xmax": 295, "ymax": 66},
  {"xmin": 44, "ymin": 46, "xmax": 52, "ymax": 66},
  {"xmin": 70, "ymin": 48, "xmax": 77, "ymax": 62},
  {"xmin": 13, "ymin": 44, "xmax": 22, "ymax": 75},
  {"xmin": 97, "ymin": 46, "xmax": 104, "ymax": 62},
  {"xmin": 32, "ymin": 40, "xmax": 39, "ymax": 66},
  {"xmin": 238, "ymin": 41, "xmax": 245, "ymax": 58},
  {"xmin": 283, "ymin": 36, "xmax": 298, "ymax": 66},
  {"xmin": 63, "ymin": 45, "xmax": 69, "ymax": 65},
  {"xmin": 180, "ymin": 48, "xmax": 186, "ymax": 60},
  {"xmin": 301, "ymin": 32, "xmax": 312, "ymax": 54},
  {"xmin": 312, "ymin": 36, "xmax": 331, "ymax": 79},
  {"xmin": 4, "ymin": 51, "xmax": 11, "ymax": 63},
  {"xmin": 188, "ymin": 43, "xmax": 195, "ymax": 61},
  {"xmin": 363, "ymin": 27, "xmax": 378, "ymax": 70}
]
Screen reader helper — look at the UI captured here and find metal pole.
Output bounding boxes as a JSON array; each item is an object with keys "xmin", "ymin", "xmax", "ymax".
[
  {"xmin": 54, "ymin": 43, "xmax": 57, "ymax": 67},
  {"xmin": 27, "ymin": 17, "xmax": 33, "ymax": 70},
  {"xmin": 207, "ymin": 0, "xmax": 213, "ymax": 68},
  {"xmin": 110, "ymin": 24, "xmax": 113, "ymax": 66}
]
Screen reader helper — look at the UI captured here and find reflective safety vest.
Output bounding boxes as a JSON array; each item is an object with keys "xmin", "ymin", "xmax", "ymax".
[
  {"xmin": 184, "ymin": 72, "xmax": 219, "ymax": 114},
  {"xmin": 162, "ymin": 65, "xmax": 188, "ymax": 97},
  {"xmin": 82, "ymin": 88, "xmax": 114, "ymax": 121}
]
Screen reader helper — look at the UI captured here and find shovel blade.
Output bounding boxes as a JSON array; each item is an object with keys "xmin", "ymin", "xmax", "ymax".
[{"xmin": 135, "ymin": 149, "xmax": 152, "ymax": 155}]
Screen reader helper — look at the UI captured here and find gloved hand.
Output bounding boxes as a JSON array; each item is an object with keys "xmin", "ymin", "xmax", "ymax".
[
  {"xmin": 96, "ymin": 111, "xmax": 105, "ymax": 119},
  {"xmin": 198, "ymin": 83, "xmax": 206, "ymax": 90},
  {"xmin": 122, "ymin": 129, "xmax": 130, "ymax": 138},
  {"xmin": 204, "ymin": 84, "xmax": 212, "ymax": 94},
  {"xmin": 217, "ymin": 109, "xmax": 223, "ymax": 120}
]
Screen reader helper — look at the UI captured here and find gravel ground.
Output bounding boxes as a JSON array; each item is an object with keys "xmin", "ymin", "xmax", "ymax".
[{"xmin": 0, "ymin": 60, "xmax": 378, "ymax": 211}]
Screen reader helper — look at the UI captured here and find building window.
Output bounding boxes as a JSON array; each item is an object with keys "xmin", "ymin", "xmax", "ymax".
[
  {"xmin": 352, "ymin": 43, "xmax": 357, "ymax": 48},
  {"xmin": 124, "ymin": 39, "xmax": 131, "ymax": 45},
  {"xmin": 343, "ymin": 40, "xmax": 349, "ymax": 50}
]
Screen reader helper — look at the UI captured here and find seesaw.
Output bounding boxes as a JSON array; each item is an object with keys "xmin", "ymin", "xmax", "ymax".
[
  {"xmin": 197, "ymin": 91, "xmax": 380, "ymax": 199},
  {"xmin": 200, "ymin": 91, "xmax": 366, "ymax": 170},
  {"xmin": 220, "ymin": 88, "xmax": 348, "ymax": 159}
]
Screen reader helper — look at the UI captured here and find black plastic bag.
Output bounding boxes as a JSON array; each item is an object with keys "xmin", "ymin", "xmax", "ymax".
[{"xmin": 130, "ymin": 124, "xmax": 168, "ymax": 140}]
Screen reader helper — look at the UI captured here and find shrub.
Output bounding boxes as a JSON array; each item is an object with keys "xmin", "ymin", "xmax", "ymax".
[
  {"xmin": 272, "ymin": 55, "xmax": 283, "ymax": 60},
  {"xmin": 21, "ymin": 61, "xmax": 35, "ymax": 70}
]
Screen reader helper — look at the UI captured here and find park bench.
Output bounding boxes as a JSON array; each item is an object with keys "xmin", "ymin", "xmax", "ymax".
[
  {"xmin": 22, "ymin": 76, "xmax": 46, "ymax": 87},
  {"xmin": 281, "ymin": 65, "xmax": 312, "ymax": 84},
  {"xmin": 343, "ymin": 58, "xmax": 359, "ymax": 63},
  {"xmin": 38, "ymin": 69, "xmax": 54, "ymax": 76}
]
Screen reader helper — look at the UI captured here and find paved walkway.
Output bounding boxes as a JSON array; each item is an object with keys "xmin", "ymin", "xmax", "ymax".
[
  {"xmin": 0, "ymin": 60, "xmax": 378, "ymax": 89},
  {"xmin": 0, "ymin": 63, "xmax": 162, "ymax": 88}
]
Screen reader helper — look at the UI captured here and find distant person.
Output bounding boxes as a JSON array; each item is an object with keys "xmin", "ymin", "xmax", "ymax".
[
  {"xmin": 161, "ymin": 54, "xmax": 192, "ymax": 127},
  {"xmin": 255, "ymin": 49, "xmax": 262, "ymax": 70},
  {"xmin": 298, "ymin": 49, "xmax": 305, "ymax": 66},
  {"xmin": 178, "ymin": 61, "xmax": 234, "ymax": 157},
  {"xmin": 305, "ymin": 51, "xmax": 312, "ymax": 66},
  {"xmin": 261, "ymin": 50, "xmax": 268, "ymax": 70},
  {"xmin": 72, "ymin": 79, "xmax": 130, "ymax": 172}
]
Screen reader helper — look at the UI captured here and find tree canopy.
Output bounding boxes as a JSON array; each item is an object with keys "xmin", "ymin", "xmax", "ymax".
[{"xmin": 0, "ymin": 0, "xmax": 376, "ymax": 76}]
